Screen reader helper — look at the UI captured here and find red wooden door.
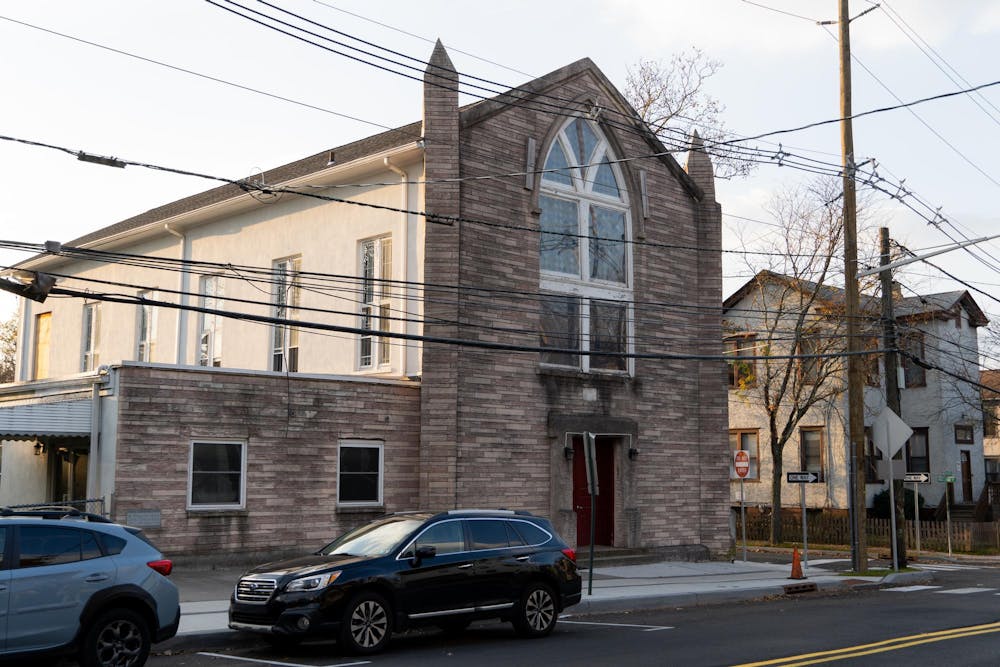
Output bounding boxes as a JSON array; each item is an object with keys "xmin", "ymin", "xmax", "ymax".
[
  {"xmin": 572, "ymin": 435, "xmax": 614, "ymax": 546},
  {"xmin": 960, "ymin": 451, "xmax": 973, "ymax": 503}
]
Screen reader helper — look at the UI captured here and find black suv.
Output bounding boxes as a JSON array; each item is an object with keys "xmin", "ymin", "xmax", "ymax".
[{"xmin": 229, "ymin": 509, "xmax": 581, "ymax": 654}]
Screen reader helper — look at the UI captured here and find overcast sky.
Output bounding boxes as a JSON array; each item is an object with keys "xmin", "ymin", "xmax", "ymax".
[{"xmin": 1, "ymin": 1, "xmax": 998, "ymax": 363}]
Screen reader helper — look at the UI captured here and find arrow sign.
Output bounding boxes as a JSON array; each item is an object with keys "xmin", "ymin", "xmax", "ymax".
[
  {"xmin": 787, "ymin": 471, "xmax": 819, "ymax": 483},
  {"xmin": 904, "ymin": 472, "xmax": 930, "ymax": 483}
]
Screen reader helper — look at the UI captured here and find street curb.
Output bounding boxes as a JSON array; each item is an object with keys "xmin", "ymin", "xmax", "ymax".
[{"xmin": 156, "ymin": 629, "xmax": 239, "ymax": 655}]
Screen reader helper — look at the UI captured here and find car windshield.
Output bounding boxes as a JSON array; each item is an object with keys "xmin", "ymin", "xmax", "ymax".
[{"xmin": 318, "ymin": 517, "xmax": 425, "ymax": 557}]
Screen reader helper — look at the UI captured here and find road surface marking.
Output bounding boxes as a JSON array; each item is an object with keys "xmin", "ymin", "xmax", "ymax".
[
  {"xmin": 197, "ymin": 652, "xmax": 371, "ymax": 667},
  {"xmin": 728, "ymin": 620, "xmax": 1000, "ymax": 666},
  {"xmin": 883, "ymin": 585, "xmax": 941, "ymax": 592},
  {"xmin": 935, "ymin": 587, "xmax": 996, "ymax": 594},
  {"xmin": 559, "ymin": 619, "xmax": 673, "ymax": 632},
  {"xmin": 804, "ymin": 559, "xmax": 849, "ymax": 566},
  {"xmin": 910, "ymin": 563, "xmax": 977, "ymax": 571}
]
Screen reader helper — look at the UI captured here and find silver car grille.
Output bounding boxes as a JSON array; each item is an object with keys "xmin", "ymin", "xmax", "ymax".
[{"xmin": 235, "ymin": 577, "xmax": 277, "ymax": 603}]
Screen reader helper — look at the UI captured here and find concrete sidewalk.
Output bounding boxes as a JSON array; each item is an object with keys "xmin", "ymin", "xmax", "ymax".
[{"xmin": 166, "ymin": 556, "xmax": 931, "ymax": 648}]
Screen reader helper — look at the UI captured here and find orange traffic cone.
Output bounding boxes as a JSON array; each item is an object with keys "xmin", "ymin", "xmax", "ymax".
[{"xmin": 789, "ymin": 547, "xmax": 805, "ymax": 580}]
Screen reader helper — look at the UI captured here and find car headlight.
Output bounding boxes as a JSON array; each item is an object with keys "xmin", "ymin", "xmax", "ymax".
[{"xmin": 285, "ymin": 570, "xmax": 341, "ymax": 592}]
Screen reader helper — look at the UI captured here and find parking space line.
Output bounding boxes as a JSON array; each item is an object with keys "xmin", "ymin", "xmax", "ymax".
[
  {"xmin": 197, "ymin": 651, "xmax": 372, "ymax": 667},
  {"xmin": 559, "ymin": 619, "xmax": 674, "ymax": 632}
]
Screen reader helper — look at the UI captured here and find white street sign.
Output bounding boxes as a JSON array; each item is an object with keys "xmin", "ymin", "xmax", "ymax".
[
  {"xmin": 787, "ymin": 471, "xmax": 819, "ymax": 483},
  {"xmin": 873, "ymin": 408, "xmax": 913, "ymax": 459},
  {"xmin": 904, "ymin": 472, "xmax": 930, "ymax": 483}
]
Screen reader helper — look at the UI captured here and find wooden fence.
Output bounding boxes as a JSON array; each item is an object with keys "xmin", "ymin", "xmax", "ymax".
[{"xmin": 737, "ymin": 511, "xmax": 1000, "ymax": 554}]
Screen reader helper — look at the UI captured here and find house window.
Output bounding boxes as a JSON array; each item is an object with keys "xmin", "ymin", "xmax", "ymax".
[
  {"xmin": 864, "ymin": 426, "xmax": 882, "ymax": 483},
  {"xmin": 985, "ymin": 405, "xmax": 998, "ymax": 438},
  {"xmin": 81, "ymin": 302, "xmax": 100, "ymax": 371},
  {"xmin": 797, "ymin": 336, "xmax": 822, "ymax": 385},
  {"xmin": 359, "ymin": 237, "xmax": 392, "ymax": 369},
  {"xmin": 729, "ymin": 429, "xmax": 759, "ymax": 480},
  {"xmin": 338, "ymin": 440, "xmax": 383, "ymax": 506},
  {"xmin": 904, "ymin": 427, "xmax": 930, "ymax": 473},
  {"xmin": 199, "ymin": 276, "xmax": 224, "ymax": 367},
  {"xmin": 954, "ymin": 424, "xmax": 973, "ymax": 444},
  {"xmin": 271, "ymin": 256, "xmax": 301, "ymax": 372},
  {"xmin": 901, "ymin": 332, "xmax": 926, "ymax": 387},
  {"xmin": 136, "ymin": 290, "xmax": 157, "ymax": 362},
  {"xmin": 725, "ymin": 336, "xmax": 756, "ymax": 388},
  {"xmin": 799, "ymin": 427, "xmax": 824, "ymax": 481},
  {"xmin": 188, "ymin": 441, "xmax": 246, "ymax": 509},
  {"xmin": 33, "ymin": 312, "xmax": 51, "ymax": 380},
  {"xmin": 539, "ymin": 117, "xmax": 631, "ymax": 374}
]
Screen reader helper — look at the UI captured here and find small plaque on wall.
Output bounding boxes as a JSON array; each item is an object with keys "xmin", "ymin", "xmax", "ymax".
[{"xmin": 126, "ymin": 509, "xmax": 162, "ymax": 529}]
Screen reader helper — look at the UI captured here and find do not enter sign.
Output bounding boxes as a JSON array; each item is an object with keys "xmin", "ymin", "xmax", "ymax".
[{"xmin": 734, "ymin": 450, "xmax": 751, "ymax": 478}]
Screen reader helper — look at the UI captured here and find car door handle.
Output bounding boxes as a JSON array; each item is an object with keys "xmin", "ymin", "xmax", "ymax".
[
  {"xmin": 0, "ymin": 585, "xmax": 7, "ymax": 592},
  {"xmin": 516, "ymin": 556, "xmax": 530, "ymax": 562},
  {"xmin": 85, "ymin": 574, "xmax": 111, "ymax": 583},
  {"xmin": 458, "ymin": 563, "xmax": 473, "ymax": 569}
]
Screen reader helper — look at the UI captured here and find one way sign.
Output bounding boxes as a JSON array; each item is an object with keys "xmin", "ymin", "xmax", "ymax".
[
  {"xmin": 786, "ymin": 471, "xmax": 820, "ymax": 483},
  {"xmin": 904, "ymin": 472, "xmax": 930, "ymax": 483}
]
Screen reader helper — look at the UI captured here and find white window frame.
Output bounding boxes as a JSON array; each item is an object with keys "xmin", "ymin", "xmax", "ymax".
[
  {"xmin": 358, "ymin": 236, "xmax": 393, "ymax": 371},
  {"xmin": 187, "ymin": 440, "xmax": 247, "ymax": 510},
  {"xmin": 136, "ymin": 290, "xmax": 158, "ymax": 362},
  {"xmin": 337, "ymin": 439, "xmax": 384, "ymax": 507},
  {"xmin": 271, "ymin": 256, "xmax": 301, "ymax": 372},
  {"xmin": 81, "ymin": 302, "xmax": 100, "ymax": 371},
  {"xmin": 198, "ymin": 275, "xmax": 224, "ymax": 367},
  {"xmin": 539, "ymin": 117, "xmax": 633, "ymax": 375}
]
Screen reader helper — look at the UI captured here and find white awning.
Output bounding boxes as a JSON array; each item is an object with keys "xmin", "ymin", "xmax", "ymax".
[{"xmin": 0, "ymin": 400, "xmax": 92, "ymax": 439}]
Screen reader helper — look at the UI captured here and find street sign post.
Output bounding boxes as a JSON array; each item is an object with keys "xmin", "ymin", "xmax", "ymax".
[
  {"xmin": 903, "ymin": 472, "xmax": 929, "ymax": 555},
  {"xmin": 734, "ymin": 451, "xmax": 750, "ymax": 561},
  {"xmin": 786, "ymin": 471, "xmax": 820, "ymax": 569},
  {"xmin": 584, "ymin": 432, "xmax": 598, "ymax": 595},
  {"xmin": 874, "ymin": 408, "xmax": 913, "ymax": 572}
]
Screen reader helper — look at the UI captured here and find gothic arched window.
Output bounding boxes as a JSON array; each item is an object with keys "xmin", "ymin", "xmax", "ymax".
[{"xmin": 538, "ymin": 117, "xmax": 632, "ymax": 373}]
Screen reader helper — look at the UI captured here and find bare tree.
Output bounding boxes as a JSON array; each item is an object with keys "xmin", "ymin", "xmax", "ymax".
[
  {"xmin": 0, "ymin": 313, "xmax": 16, "ymax": 384},
  {"xmin": 624, "ymin": 49, "xmax": 754, "ymax": 179},
  {"xmin": 726, "ymin": 178, "xmax": 880, "ymax": 543}
]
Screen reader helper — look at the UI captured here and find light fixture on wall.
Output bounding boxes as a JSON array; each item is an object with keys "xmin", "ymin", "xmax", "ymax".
[
  {"xmin": 628, "ymin": 447, "xmax": 640, "ymax": 461},
  {"xmin": 563, "ymin": 446, "xmax": 574, "ymax": 461},
  {"xmin": 33, "ymin": 442, "xmax": 44, "ymax": 456}
]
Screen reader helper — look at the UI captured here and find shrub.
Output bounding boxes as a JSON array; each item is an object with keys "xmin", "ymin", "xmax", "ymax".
[{"xmin": 870, "ymin": 486, "xmax": 925, "ymax": 519}]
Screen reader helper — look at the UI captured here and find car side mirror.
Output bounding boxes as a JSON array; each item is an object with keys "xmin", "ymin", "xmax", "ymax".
[{"xmin": 413, "ymin": 545, "xmax": 436, "ymax": 564}]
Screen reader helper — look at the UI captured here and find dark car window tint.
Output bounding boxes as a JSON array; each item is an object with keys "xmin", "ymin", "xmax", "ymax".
[
  {"xmin": 19, "ymin": 526, "xmax": 90, "ymax": 568},
  {"xmin": 505, "ymin": 521, "xmax": 526, "ymax": 547},
  {"xmin": 100, "ymin": 533, "xmax": 128, "ymax": 555},
  {"xmin": 81, "ymin": 531, "xmax": 103, "ymax": 560},
  {"xmin": 414, "ymin": 521, "xmax": 464, "ymax": 555},
  {"xmin": 468, "ymin": 520, "xmax": 509, "ymax": 550},
  {"xmin": 511, "ymin": 521, "xmax": 551, "ymax": 546},
  {"xmin": 0, "ymin": 528, "xmax": 7, "ymax": 570}
]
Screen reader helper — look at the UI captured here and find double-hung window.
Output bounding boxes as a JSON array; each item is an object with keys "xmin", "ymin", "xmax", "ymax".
[
  {"xmin": 799, "ymin": 427, "xmax": 824, "ymax": 481},
  {"xmin": 199, "ymin": 276, "xmax": 224, "ymax": 367},
  {"xmin": 136, "ymin": 290, "xmax": 157, "ymax": 362},
  {"xmin": 725, "ymin": 335, "xmax": 756, "ymax": 388},
  {"xmin": 729, "ymin": 429, "xmax": 759, "ymax": 480},
  {"xmin": 271, "ymin": 257, "xmax": 301, "ymax": 372},
  {"xmin": 904, "ymin": 427, "xmax": 930, "ymax": 473},
  {"xmin": 81, "ymin": 302, "xmax": 100, "ymax": 371},
  {"xmin": 359, "ymin": 237, "xmax": 392, "ymax": 370},
  {"xmin": 338, "ymin": 440, "xmax": 383, "ymax": 506},
  {"xmin": 538, "ymin": 117, "xmax": 631, "ymax": 373},
  {"xmin": 188, "ymin": 440, "xmax": 246, "ymax": 509}
]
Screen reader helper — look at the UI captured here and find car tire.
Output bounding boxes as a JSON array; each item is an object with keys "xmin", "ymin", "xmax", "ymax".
[
  {"xmin": 80, "ymin": 607, "xmax": 151, "ymax": 667},
  {"xmin": 512, "ymin": 582, "xmax": 558, "ymax": 638},
  {"xmin": 339, "ymin": 591, "xmax": 393, "ymax": 655}
]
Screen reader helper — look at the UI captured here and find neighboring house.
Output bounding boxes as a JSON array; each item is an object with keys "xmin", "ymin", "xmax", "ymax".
[
  {"xmin": 724, "ymin": 271, "xmax": 988, "ymax": 515},
  {"xmin": 0, "ymin": 43, "xmax": 729, "ymax": 561},
  {"xmin": 982, "ymin": 369, "xmax": 1000, "ymax": 483}
]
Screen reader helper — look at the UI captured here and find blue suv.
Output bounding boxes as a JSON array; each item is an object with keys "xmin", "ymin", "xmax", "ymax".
[{"xmin": 0, "ymin": 507, "xmax": 180, "ymax": 667}]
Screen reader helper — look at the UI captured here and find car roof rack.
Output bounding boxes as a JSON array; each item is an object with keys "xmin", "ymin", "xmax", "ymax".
[
  {"xmin": 445, "ymin": 509, "xmax": 533, "ymax": 516},
  {"xmin": 0, "ymin": 506, "xmax": 113, "ymax": 523}
]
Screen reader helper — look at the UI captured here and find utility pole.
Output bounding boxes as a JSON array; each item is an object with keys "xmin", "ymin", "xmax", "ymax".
[
  {"xmin": 880, "ymin": 227, "xmax": 907, "ymax": 568},
  {"xmin": 839, "ymin": 0, "xmax": 868, "ymax": 574}
]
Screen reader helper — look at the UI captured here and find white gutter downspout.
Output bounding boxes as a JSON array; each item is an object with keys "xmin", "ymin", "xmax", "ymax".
[
  {"xmin": 384, "ymin": 157, "xmax": 410, "ymax": 377},
  {"xmin": 87, "ymin": 367, "xmax": 108, "ymax": 503},
  {"xmin": 164, "ymin": 224, "xmax": 190, "ymax": 365}
]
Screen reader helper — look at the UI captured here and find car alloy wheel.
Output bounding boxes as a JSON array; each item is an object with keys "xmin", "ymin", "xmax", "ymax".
[
  {"xmin": 81, "ymin": 608, "xmax": 151, "ymax": 667},
  {"xmin": 341, "ymin": 592, "xmax": 392, "ymax": 654},
  {"xmin": 514, "ymin": 582, "xmax": 557, "ymax": 637}
]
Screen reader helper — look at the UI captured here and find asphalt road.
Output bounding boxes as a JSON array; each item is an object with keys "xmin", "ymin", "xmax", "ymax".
[{"xmin": 139, "ymin": 562, "xmax": 1000, "ymax": 667}]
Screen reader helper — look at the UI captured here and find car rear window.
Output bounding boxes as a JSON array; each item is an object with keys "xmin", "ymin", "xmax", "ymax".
[
  {"xmin": 124, "ymin": 526, "xmax": 157, "ymax": 547},
  {"xmin": 468, "ymin": 520, "xmax": 509, "ymax": 550},
  {"xmin": 510, "ymin": 521, "xmax": 551, "ymax": 546},
  {"xmin": 99, "ymin": 533, "xmax": 128, "ymax": 555}
]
